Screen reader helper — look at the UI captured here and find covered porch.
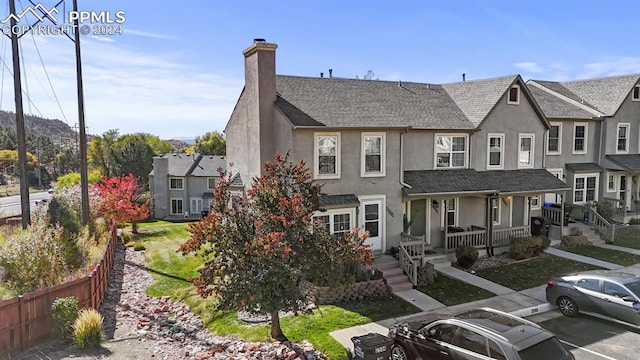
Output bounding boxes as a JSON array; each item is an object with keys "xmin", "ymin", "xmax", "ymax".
[{"xmin": 604, "ymin": 154, "xmax": 640, "ymax": 223}]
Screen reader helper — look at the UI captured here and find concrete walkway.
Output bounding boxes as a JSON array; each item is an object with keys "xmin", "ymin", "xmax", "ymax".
[
  {"xmin": 600, "ymin": 243, "xmax": 640, "ymax": 255},
  {"xmin": 544, "ymin": 247, "xmax": 623, "ymax": 269}
]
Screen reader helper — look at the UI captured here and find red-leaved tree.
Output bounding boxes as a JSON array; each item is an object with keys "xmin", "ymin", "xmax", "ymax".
[
  {"xmin": 97, "ymin": 174, "xmax": 149, "ymax": 233},
  {"xmin": 180, "ymin": 152, "xmax": 373, "ymax": 341}
]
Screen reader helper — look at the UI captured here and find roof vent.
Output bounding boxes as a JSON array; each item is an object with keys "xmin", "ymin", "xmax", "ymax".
[
  {"xmin": 462, "ymin": 73, "xmax": 466, "ymax": 81},
  {"xmin": 398, "ymin": 80, "xmax": 402, "ymax": 87},
  {"xmin": 329, "ymin": 69, "xmax": 333, "ymax": 78},
  {"xmin": 320, "ymin": 72, "xmax": 324, "ymax": 78}
]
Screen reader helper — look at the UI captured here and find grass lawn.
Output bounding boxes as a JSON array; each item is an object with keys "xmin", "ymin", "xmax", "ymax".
[
  {"xmin": 611, "ymin": 226, "xmax": 640, "ymax": 249},
  {"xmin": 557, "ymin": 245, "xmax": 640, "ymax": 266},
  {"xmin": 474, "ymin": 255, "xmax": 604, "ymax": 291},
  {"xmin": 416, "ymin": 273, "xmax": 495, "ymax": 306},
  {"xmin": 135, "ymin": 220, "xmax": 421, "ymax": 360}
]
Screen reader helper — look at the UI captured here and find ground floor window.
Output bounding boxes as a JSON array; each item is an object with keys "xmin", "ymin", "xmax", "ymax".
[
  {"xmin": 491, "ymin": 198, "xmax": 501, "ymax": 225},
  {"xmin": 190, "ymin": 197, "xmax": 203, "ymax": 214},
  {"xmin": 441, "ymin": 198, "xmax": 458, "ymax": 227},
  {"xmin": 170, "ymin": 198, "xmax": 183, "ymax": 215},
  {"xmin": 313, "ymin": 208, "xmax": 355, "ymax": 235},
  {"xmin": 574, "ymin": 174, "xmax": 598, "ymax": 204}
]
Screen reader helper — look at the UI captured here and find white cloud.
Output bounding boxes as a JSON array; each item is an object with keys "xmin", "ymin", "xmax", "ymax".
[
  {"xmin": 579, "ymin": 57, "xmax": 640, "ymax": 79},
  {"xmin": 514, "ymin": 61, "xmax": 545, "ymax": 73},
  {"xmin": 0, "ymin": 34, "xmax": 242, "ymax": 139}
]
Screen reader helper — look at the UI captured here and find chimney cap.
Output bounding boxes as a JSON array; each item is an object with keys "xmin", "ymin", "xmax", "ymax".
[{"xmin": 253, "ymin": 38, "xmax": 266, "ymax": 43}]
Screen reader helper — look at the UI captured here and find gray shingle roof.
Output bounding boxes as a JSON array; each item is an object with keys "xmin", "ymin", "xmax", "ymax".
[
  {"xmin": 404, "ymin": 169, "xmax": 569, "ymax": 196},
  {"xmin": 565, "ymin": 163, "xmax": 603, "ymax": 173},
  {"xmin": 529, "ymin": 80, "xmax": 600, "ymax": 111},
  {"xmin": 318, "ymin": 194, "xmax": 360, "ymax": 208},
  {"xmin": 605, "ymin": 155, "xmax": 640, "ymax": 172},
  {"xmin": 526, "ymin": 85, "xmax": 595, "ymax": 119},
  {"xmin": 191, "ymin": 155, "xmax": 226, "ymax": 176},
  {"xmin": 160, "ymin": 153, "xmax": 225, "ymax": 176},
  {"xmin": 441, "ymin": 75, "xmax": 519, "ymax": 126},
  {"xmin": 275, "ymin": 75, "xmax": 474, "ymax": 129}
]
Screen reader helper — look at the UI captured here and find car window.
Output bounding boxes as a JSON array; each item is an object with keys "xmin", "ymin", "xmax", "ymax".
[
  {"xmin": 604, "ymin": 281, "xmax": 632, "ymax": 298},
  {"xmin": 576, "ymin": 278, "xmax": 599, "ymax": 291},
  {"xmin": 454, "ymin": 327, "xmax": 488, "ymax": 356},
  {"xmin": 518, "ymin": 337, "xmax": 571, "ymax": 360},
  {"xmin": 425, "ymin": 324, "xmax": 458, "ymax": 344},
  {"xmin": 488, "ymin": 339, "xmax": 506, "ymax": 360},
  {"xmin": 625, "ymin": 281, "xmax": 640, "ymax": 298}
]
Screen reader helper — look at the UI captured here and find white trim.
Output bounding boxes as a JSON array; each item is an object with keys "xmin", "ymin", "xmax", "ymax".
[
  {"xmin": 607, "ymin": 172, "xmax": 617, "ymax": 192},
  {"xmin": 434, "ymin": 133, "xmax": 469, "ymax": 169},
  {"xmin": 492, "ymin": 198, "xmax": 501, "ymax": 226},
  {"xmin": 616, "ymin": 123, "xmax": 630, "ymax": 154},
  {"xmin": 518, "ymin": 133, "xmax": 535, "ymax": 169},
  {"xmin": 573, "ymin": 173, "xmax": 600, "ymax": 205},
  {"xmin": 359, "ymin": 195, "xmax": 386, "ymax": 251},
  {"xmin": 312, "ymin": 208, "xmax": 356, "ymax": 235},
  {"xmin": 440, "ymin": 198, "xmax": 459, "ymax": 229},
  {"xmin": 546, "ymin": 122, "xmax": 562, "ymax": 155},
  {"xmin": 544, "ymin": 169, "xmax": 564, "ymax": 204},
  {"xmin": 633, "ymin": 85, "xmax": 640, "ymax": 101},
  {"xmin": 487, "ymin": 133, "xmax": 505, "ymax": 169},
  {"xmin": 169, "ymin": 197, "xmax": 183, "ymax": 215},
  {"xmin": 314, "ymin": 132, "xmax": 341, "ymax": 179},
  {"xmin": 169, "ymin": 177, "xmax": 184, "ymax": 190},
  {"xmin": 530, "ymin": 195, "xmax": 541, "ymax": 210},
  {"xmin": 206, "ymin": 177, "xmax": 216, "ymax": 190},
  {"xmin": 572, "ymin": 122, "xmax": 588, "ymax": 155},
  {"xmin": 361, "ymin": 132, "xmax": 386, "ymax": 177},
  {"xmin": 507, "ymin": 84, "xmax": 520, "ymax": 105},
  {"xmin": 190, "ymin": 197, "xmax": 203, "ymax": 214}
]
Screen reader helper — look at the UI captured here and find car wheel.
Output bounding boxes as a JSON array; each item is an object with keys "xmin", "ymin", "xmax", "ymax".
[
  {"xmin": 391, "ymin": 345, "xmax": 409, "ymax": 360},
  {"xmin": 558, "ymin": 296, "xmax": 578, "ymax": 317}
]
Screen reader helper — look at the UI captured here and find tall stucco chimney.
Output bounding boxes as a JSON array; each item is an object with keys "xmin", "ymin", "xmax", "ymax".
[{"xmin": 242, "ymin": 38, "xmax": 278, "ymax": 177}]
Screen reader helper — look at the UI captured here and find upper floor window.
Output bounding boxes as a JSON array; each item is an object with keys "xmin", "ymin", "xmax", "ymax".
[
  {"xmin": 547, "ymin": 123, "xmax": 562, "ymax": 154},
  {"xmin": 633, "ymin": 85, "xmax": 640, "ymax": 101},
  {"xmin": 314, "ymin": 133, "xmax": 340, "ymax": 179},
  {"xmin": 518, "ymin": 134, "xmax": 534, "ymax": 168},
  {"xmin": 617, "ymin": 123, "xmax": 630, "ymax": 153},
  {"xmin": 573, "ymin": 123, "xmax": 588, "ymax": 154},
  {"xmin": 169, "ymin": 177, "xmax": 183, "ymax": 190},
  {"xmin": 507, "ymin": 85, "xmax": 520, "ymax": 105},
  {"xmin": 207, "ymin": 178, "xmax": 216, "ymax": 190},
  {"xmin": 487, "ymin": 133, "xmax": 504, "ymax": 169},
  {"xmin": 435, "ymin": 134, "xmax": 467, "ymax": 168},
  {"xmin": 361, "ymin": 133, "xmax": 385, "ymax": 177}
]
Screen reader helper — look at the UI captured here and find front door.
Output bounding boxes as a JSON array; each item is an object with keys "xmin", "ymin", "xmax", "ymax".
[
  {"xmin": 361, "ymin": 198, "xmax": 383, "ymax": 251},
  {"xmin": 190, "ymin": 197, "xmax": 203, "ymax": 214}
]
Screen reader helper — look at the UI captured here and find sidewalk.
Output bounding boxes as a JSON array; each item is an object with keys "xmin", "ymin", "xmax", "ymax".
[{"xmin": 330, "ymin": 243, "xmax": 638, "ymax": 352}]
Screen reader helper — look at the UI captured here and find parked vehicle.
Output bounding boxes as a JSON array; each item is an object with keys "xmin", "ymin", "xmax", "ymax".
[
  {"xmin": 546, "ymin": 270, "xmax": 640, "ymax": 328},
  {"xmin": 387, "ymin": 307, "xmax": 573, "ymax": 360}
]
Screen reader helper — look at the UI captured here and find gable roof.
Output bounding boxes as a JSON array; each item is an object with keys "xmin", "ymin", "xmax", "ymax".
[
  {"xmin": 526, "ymin": 84, "xmax": 597, "ymax": 119},
  {"xmin": 605, "ymin": 154, "xmax": 640, "ymax": 172},
  {"xmin": 530, "ymin": 74, "xmax": 640, "ymax": 117},
  {"xmin": 157, "ymin": 153, "xmax": 226, "ymax": 177}
]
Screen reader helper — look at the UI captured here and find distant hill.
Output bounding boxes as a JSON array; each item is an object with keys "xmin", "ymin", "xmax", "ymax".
[{"xmin": 0, "ymin": 110, "xmax": 76, "ymax": 140}]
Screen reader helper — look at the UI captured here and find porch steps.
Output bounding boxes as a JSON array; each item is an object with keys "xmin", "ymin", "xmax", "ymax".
[
  {"xmin": 374, "ymin": 255, "xmax": 414, "ymax": 292},
  {"xmin": 428, "ymin": 258, "xmax": 452, "ymax": 270},
  {"xmin": 564, "ymin": 222, "xmax": 606, "ymax": 246}
]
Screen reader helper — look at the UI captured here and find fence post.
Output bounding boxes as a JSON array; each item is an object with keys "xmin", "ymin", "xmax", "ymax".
[{"xmin": 18, "ymin": 295, "xmax": 25, "ymax": 351}]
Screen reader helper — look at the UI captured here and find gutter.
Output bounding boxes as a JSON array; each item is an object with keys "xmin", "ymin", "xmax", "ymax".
[{"xmin": 400, "ymin": 129, "xmax": 412, "ymax": 189}]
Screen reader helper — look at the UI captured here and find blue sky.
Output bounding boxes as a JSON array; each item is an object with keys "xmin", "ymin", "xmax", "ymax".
[{"xmin": 1, "ymin": 0, "xmax": 639, "ymax": 140}]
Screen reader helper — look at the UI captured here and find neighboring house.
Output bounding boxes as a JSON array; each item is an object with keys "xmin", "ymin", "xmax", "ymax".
[
  {"xmin": 149, "ymin": 153, "xmax": 226, "ymax": 219},
  {"xmin": 528, "ymin": 74, "xmax": 640, "ymax": 220},
  {"xmin": 225, "ymin": 39, "xmax": 569, "ymax": 256}
]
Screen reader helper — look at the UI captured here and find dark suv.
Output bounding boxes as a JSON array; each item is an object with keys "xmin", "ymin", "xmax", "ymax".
[{"xmin": 388, "ymin": 307, "xmax": 573, "ymax": 360}]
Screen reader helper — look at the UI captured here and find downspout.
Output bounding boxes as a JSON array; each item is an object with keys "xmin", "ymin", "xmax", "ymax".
[{"xmin": 400, "ymin": 129, "xmax": 412, "ymax": 188}]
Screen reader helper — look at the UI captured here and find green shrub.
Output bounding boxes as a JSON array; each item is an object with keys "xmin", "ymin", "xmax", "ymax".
[
  {"xmin": 120, "ymin": 231, "xmax": 132, "ymax": 244},
  {"xmin": 629, "ymin": 218, "xmax": 640, "ymax": 225},
  {"xmin": 48, "ymin": 197, "xmax": 81, "ymax": 235},
  {"xmin": 133, "ymin": 243, "xmax": 146, "ymax": 251},
  {"xmin": 73, "ymin": 308, "xmax": 103, "ymax": 349},
  {"xmin": 417, "ymin": 266, "xmax": 438, "ymax": 286},
  {"xmin": 455, "ymin": 245, "xmax": 479, "ymax": 269},
  {"xmin": 509, "ymin": 236, "xmax": 549, "ymax": 260},
  {"xmin": 51, "ymin": 297, "xmax": 79, "ymax": 340}
]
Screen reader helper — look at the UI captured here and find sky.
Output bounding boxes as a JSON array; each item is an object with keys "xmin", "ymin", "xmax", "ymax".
[{"xmin": 0, "ymin": 0, "xmax": 639, "ymax": 140}]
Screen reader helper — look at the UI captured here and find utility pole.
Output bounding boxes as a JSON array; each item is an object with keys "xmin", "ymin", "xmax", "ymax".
[
  {"xmin": 73, "ymin": 0, "xmax": 90, "ymax": 225},
  {"xmin": 9, "ymin": 0, "xmax": 30, "ymax": 228}
]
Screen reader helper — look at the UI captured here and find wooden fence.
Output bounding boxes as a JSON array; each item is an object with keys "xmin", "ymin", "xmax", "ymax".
[{"xmin": 0, "ymin": 222, "xmax": 118, "ymax": 356}]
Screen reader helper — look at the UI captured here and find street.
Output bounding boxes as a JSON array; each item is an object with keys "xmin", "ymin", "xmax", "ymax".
[{"xmin": 0, "ymin": 191, "xmax": 52, "ymax": 217}]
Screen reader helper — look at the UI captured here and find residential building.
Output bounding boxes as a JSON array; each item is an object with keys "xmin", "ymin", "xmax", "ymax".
[
  {"xmin": 225, "ymin": 39, "xmax": 569, "ymax": 257},
  {"xmin": 149, "ymin": 153, "xmax": 225, "ymax": 219}
]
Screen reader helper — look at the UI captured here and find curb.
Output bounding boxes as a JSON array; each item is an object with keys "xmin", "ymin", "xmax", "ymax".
[{"xmin": 509, "ymin": 302, "xmax": 555, "ymax": 318}]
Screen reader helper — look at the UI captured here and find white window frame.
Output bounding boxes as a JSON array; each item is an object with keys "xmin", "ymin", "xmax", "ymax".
[
  {"xmin": 361, "ymin": 132, "xmax": 386, "ymax": 177},
  {"xmin": 169, "ymin": 177, "xmax": 184, "ymax": 190},
  {"xmin": 190, "ymin": 197, "xmax": 203, "ymax": 214},
  {"xmin": 491, "ymin": 198, "xmax": 502, "ymax": 225},
  {"xmin": 434, "ymin": 134, "xmax": 468, "ymax": 169},
  {"xmin": 313, "ymin": 208, "xmax": 356, "ymax": 235},
  {"xmin": 314, "ymin": 132, "xmax": 341, "ymax": 179},
  {"xmin": 546, "ymin": 122, "xmax": 562, "ymax": 155},
  {"xmin": 487, "ymin": 133, "xmax": 504, "ymax": 169},
  {"xmin": 633, "ymin": 85, "xmax": 640, "ymax": 101},
  {"xmin": 507, "ymin": 85, "xmax": 520, "ymax": 105},
  {"xmin": 441, "ymin": 198, "xmax": 459, "ymax": 228},
  {"xmin": 530, "ymin": 195, "xmax": 541, "ymax": 210},
  {"xmin": 170, "ymin": 198, "xmax": 183, "ymax": 215},
  {"xmin": 518, "ymin": 133, "xmax": 535, "ymax": 169},
  {"xmin": 616, "ymin": 123, "xmax": 630, "ymax": 154},
  {"xmin": 573, "ymin": 173, "xmax": 599, "ymax": 205},
  {"xmin": 207, "ymin": 177, "xmax": 216, "ymax": 190},
  {"xmin": 573, "ymin": 122, "xmax": 588, "ymax": 154},
  {"xmin": 607, "ymin": 172, "xmax": 617, "ymax": 192},
  {"xmin": 545, "ymin": 168, "xmax": 564, "ymax": 205}
]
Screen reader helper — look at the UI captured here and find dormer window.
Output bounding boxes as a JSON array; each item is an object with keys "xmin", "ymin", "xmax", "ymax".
[
  {"xmin": 507, "ymin": 85, "xmax": 520, "ymax": 104},
  {"xmin": 633, "ymin": 85, "xmax": 640, "ymax": 101}
]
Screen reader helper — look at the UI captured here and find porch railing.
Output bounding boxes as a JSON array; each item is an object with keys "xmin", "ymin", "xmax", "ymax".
[
  {"xmin": 399, "ymin": 232, "xmax": 425, "ymax": 286},
  {"xmin": 587, "ymin": 206, "xmax": 616, "ymax": 243},
  {"xmin": 491, "ymin": 226, "xmax": 530, "ymax": 247},
  {"xmin": 541, "ymin": 206, "xmax": 563, "ymax": 225},
  {"xmin": 445, "ymin": 226, "xmax": 531, "ymax": 253}
]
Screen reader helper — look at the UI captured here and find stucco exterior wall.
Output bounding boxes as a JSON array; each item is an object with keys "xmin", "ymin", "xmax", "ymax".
[{"xmin": 544, "ymin": 119, "xmax": 601, "ymax": 170}]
